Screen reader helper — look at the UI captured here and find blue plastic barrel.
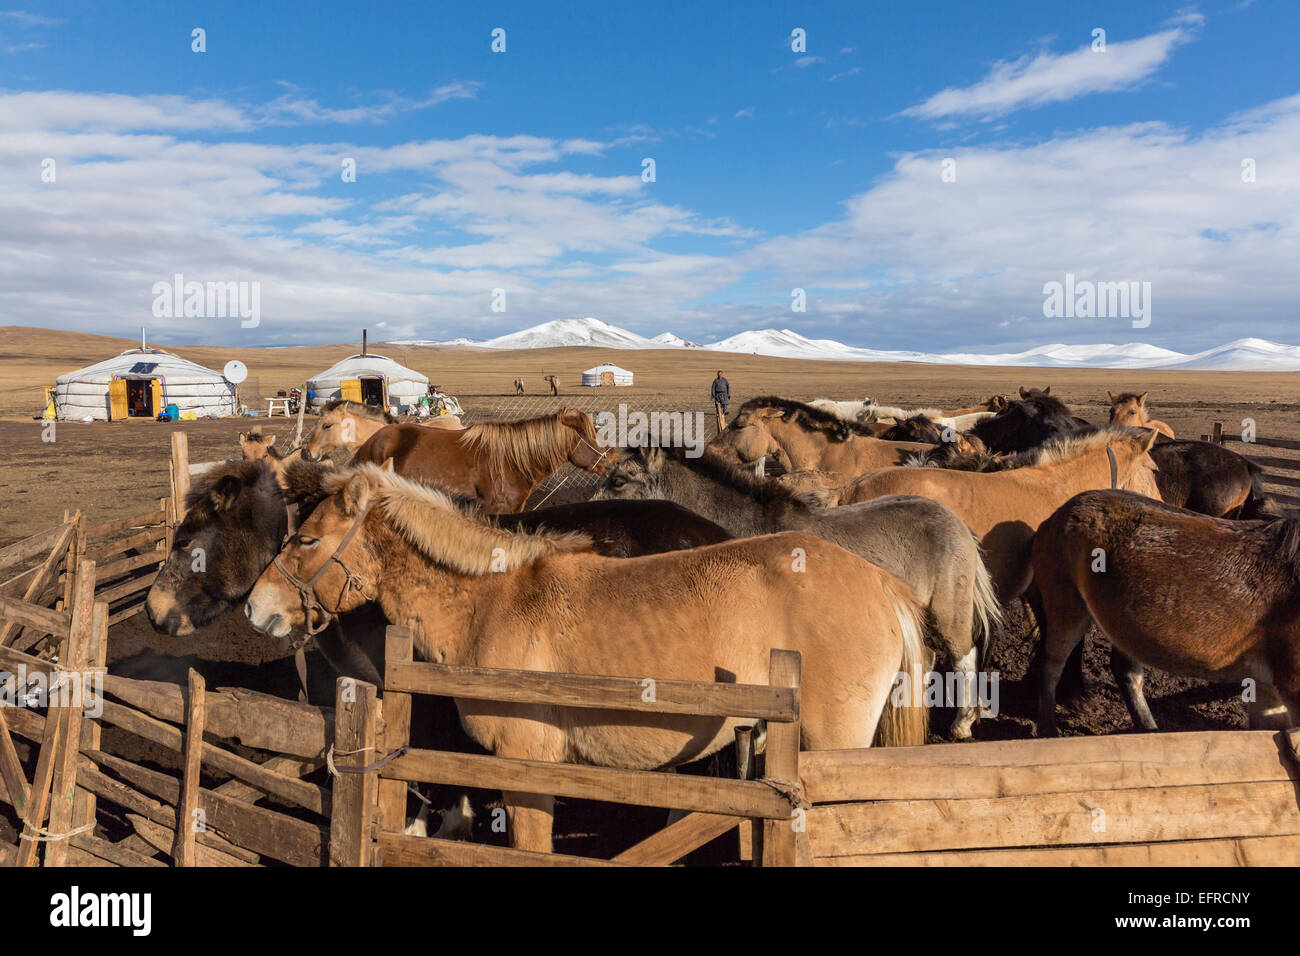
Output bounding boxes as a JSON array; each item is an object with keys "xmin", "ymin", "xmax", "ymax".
[{"xmin": 166, "ymin": 403, "xmax": 179, "ymax": 420}]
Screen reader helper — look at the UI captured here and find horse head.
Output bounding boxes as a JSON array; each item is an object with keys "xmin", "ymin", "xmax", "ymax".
[
  {"xmin": 706, "ymin": 405, "xmax": 783, "ymax": 466},
  {"xmin": 146, "ymin": 461, "xmax": 288, "ymax": 636},
  {"xmin": 560, "ymin": 409, "xmax": 617, "ymax": 474}
]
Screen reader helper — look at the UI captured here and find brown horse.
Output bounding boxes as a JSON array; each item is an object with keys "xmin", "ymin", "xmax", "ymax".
[
  {"xmin": 351, "ymin": 409, "xmax": 614, "ymax": 513},
  {"xmin": 708, "ymin": 397, "xmax": 929, "ymax": 477},
  {"xmin": 1031, "ymin": 489, "xmax": 1300, "ymax": 735},
  {"xmin": 828, "ymin": 427, "xmax": 1162, "ymax": 602},
  {"xmin": 303, "ymin": 400, "xmax": 397, "ymax": 461},
  {"xmin": 246, "ymin": 464, "xmax": 931, "ymax": 852},
  {"xmin": 1108, "ymin": 391, "xmax": 1175, "ymax": 439}
]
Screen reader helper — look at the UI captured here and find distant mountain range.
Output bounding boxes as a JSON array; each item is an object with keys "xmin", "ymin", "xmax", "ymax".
[{"xmin": 391, "ymin": 318, "xmax": 1300, "ymax": 371}]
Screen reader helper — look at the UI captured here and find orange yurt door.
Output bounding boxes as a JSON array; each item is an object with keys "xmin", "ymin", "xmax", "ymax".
[
  {"xmin": 600, "ymin": 371, "xmax": 615, "ymax": 387},
  {"xmin": 340, "ymin": 378, "xmax": 362, "ymax": 402},
  {"xmin": 151, "ymin": 379, "xmax": 163, "ymax": 415},
  {"xmin": 108, "ymin": 378, "xmax": 129, "ymax": 420}
]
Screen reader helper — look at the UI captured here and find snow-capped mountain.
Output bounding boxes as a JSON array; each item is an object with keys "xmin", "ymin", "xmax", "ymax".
[{"xmin": 390, "ymin": 318, "xmax": 1300, "ymax": 371}]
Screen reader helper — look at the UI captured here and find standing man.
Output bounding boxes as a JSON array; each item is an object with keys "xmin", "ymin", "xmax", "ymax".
[{"xmin": 711, "ymin": 369, "xmax": 731, "ymax": 434}]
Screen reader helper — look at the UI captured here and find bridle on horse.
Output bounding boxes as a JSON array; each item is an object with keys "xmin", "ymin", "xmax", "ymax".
[{"xmin": 272, "ymin": 501, "xmax": 375, "ymax": 640}]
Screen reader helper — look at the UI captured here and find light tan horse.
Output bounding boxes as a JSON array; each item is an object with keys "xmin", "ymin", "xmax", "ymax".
[
  {"xmin": 238, "ymin": 429, "xmax": 305, "ymax": 483},
  {"xmin": 246, "ymin": 465, "xmax": 931, "ymax": 853},
  {"xmin": 303, "ymin": 400, "xmax": 397, "ymax": 461},
  {"xmin": 1107, "ymin": 391, "xmax": 1174, "ymax": 439},
  {"xmin": 829, "ymin": 428, "xmax": 1163, "ymax": 602},
  {"xmin": 709, "ymin": 397, "xmax": 929, "ymax": 478}
]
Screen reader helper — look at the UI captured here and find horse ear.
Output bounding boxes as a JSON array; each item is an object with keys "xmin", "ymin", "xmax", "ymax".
[
  {"xmin": 1138, "ymin": 392, "xmax": 1148, "ymax": 406},
  {"xmin": 342, "ymin": 473, "xmax": 370, "ymax": 516},
  {"xmin": 211, "ymin": 474, "xmax": 242, "ymax": 512},
  {"xmin": 238, "ymin": 432, "xmax": 248, "ymax": 443},
  {"xmin": 1042, "ymin": 386, "xmax": 1050, "ymax": 395},
  {"xmin": 380, "ymin": 457, "xmax": 395, "ymax": 472},
  {"xmin": 1135, "ymin": 427, "xmax": 1159, "ymax": 452},
  {"xmin": 1106, "ymin": 391, "xmax": 1116, "ymax": 403},
  {"xmin": 1018, "ymin": 387, "xmax": 1031, "ymax": 399},
  {"xmin": 266, "ymin": 433, "xmax": 276, "ymax": 447}
]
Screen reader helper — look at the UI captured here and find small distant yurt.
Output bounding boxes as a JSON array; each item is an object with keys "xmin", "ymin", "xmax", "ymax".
[
  {"xmin": 54, "ymin": 346, "xmax": 235, "ymax": 421},
  {"xmin": 581, "ymin": 363, "xmax": 633, "ymax": 387},
  {"xmin": 306, "ymin": 352, "xmax": 428, "ymax": 411}
]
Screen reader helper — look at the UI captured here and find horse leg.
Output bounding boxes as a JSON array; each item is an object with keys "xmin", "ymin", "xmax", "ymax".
[
  {"xmin": 949, "ymin": 645, "xmax": 980, "ymax": 740},
  {"xmin": 503, "ymin": 791, "xmax": 555, "ymax": 853},
  {"xmin": 1024, "ymin": 582, "xmax": 1088, "ymax": 705},
  {"xmin": 1109, "ymin": 647, "xmax": 1158, "ymax": 731},
  {"xmin": 1035, "ymin": 583, "xmax": 1092, "ymax": 738},
  {"xmin": 1247, "ymin": 683, "xmax": 1292, "ymax": 730}
]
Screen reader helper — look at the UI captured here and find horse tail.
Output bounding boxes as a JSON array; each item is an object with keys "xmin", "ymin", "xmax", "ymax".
[
  {"xmin": 1239, "ymin": 459, "xmax": 1270, "ymax": 519},
  {"xmin": 969, "ymin": 536, "xmax": 1004, "ymax": 668},
  {"xmin": 873, "ymin": 581, "xmax": 930, "ymax": 748}
]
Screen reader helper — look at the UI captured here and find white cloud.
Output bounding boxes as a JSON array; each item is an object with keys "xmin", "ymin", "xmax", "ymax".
[
  {"xmin": 901, "ymin": 22, "xmax": 1200, "ymax": 121},
  {"xmin": 734, "ymin": 107, "xmax": 755, "ymax": 119}
]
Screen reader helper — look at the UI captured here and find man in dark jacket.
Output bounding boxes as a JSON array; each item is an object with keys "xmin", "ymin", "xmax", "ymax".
[{"xmin": 711, "ymin": 371, "xmax": 731, "ymax": 433}]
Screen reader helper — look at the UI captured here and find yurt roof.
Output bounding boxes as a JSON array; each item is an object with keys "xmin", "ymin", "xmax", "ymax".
[
  {"xmin": 308, "ymin": 353, "xmax": 428, "ymax": 385},
  {"xmin": 55, "ymin": 347, "xmax": 230, "ymax": 385},
  {"xmin": 582, "ymin": 363, "xmax": 632, "ymax": 375}
]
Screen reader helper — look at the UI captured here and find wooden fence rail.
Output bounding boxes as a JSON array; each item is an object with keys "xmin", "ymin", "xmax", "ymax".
[{"xmin": 1207, "ymin": 420, "xmax": 1300, "ymax": 508}]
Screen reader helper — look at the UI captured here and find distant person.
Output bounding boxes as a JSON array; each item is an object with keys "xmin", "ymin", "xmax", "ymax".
[{"xmin": 711, "ymin": 370, "xmax": 730, "ymax": 416}]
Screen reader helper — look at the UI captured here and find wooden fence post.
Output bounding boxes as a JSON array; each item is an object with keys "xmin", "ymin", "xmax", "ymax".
[
  {"xmin": 294, "ymin": 384, "xmax": 307, "ymax": 448},
  {"xmin": 171, "ymin": 668, "xmax": 207, "ymax": 866},
  {"xmin": 70, "ymin": 600, "xmax": 108, "ymax": 843},
  {"xmin": 330, "ymin": 677, "xmax": 378, "ymax": 867},
  {"xmin": 377, "ymin": 626, "xmax": 413, "ymax": 855},
  {"xmin": 1212, "ymin": 421, "xmax": 1223, "ymax": 445},
  {"xmin": 760, "ymin": 649, "xmax": 802, "ymax": 868},
  {"xmin": 170, "ymin": 432, "xmax": 190, "ymax": 521},
  {"xmin": 18, "ymin": 560, "xmax": 95, "ymax": 866},
  {"xmin": 735, "ymin": 725, "xmax": 756, "ymax": 862}
]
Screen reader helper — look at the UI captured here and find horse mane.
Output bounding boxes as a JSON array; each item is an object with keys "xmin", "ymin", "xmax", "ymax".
[
  {"xmin": 735, "ymin": 396, "xmax": 879, "ymax": 442},
  {"xmin": 460, "ymin": 410, "xmax": 594, "ymax": 482},
  {"xmin": 905, "ymin": 427, "xmax": 1144, "ymax": 472},
  {"xmin": 323, "ymin": 399, "xmax": 397, "ymax": 424},
  {"xmin": 183, "ymin": 459, "xmax": 277, "ymax": 518},
  {"xmin": 278, "ymin": 457, "xmax": 338, "ymax": 507},
  {"xmin": 645, "ymin": 446, "xmax": 813, "ymax": 512},
  {"xmin": 325, "ymin": 464, "xmax": 591, "ymax": 574}
]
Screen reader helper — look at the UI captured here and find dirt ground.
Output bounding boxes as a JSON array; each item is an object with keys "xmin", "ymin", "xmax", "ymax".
[{"xmin": 3, "ymin": 326, "xmax": 1299, "ymax": 859}]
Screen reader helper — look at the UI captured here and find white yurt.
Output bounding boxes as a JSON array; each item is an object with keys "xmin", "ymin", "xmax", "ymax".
[
  {"xmin": 54, "ymin": 347, "xmax": 236, "ymax": 421},
  {"xmin": 581, "ymin": 363, "xmax": 634, "ymax": 386},
  {"xmin": 306, "ymin": 352, "xmax": 428, "ymax": 411}
]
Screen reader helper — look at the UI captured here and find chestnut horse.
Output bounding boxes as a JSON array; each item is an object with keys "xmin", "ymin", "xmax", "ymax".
[
  {"xmin": 708, "ymin": 397, "xmax": 929, "ymax": 477},
  {"xmin": 351, "ymin": 409, "xmax": 614, "ymax": 513},
  {"xmin": 1108, "ymin": 391, "xmax": 1175, "ymax": 439},
  {"xmin": 246, "ymin": 464, "xmax": 931, "ymax": 852},
  {"xmin": 1032, "ymin": 489, "xmax": 1300, "ymax": 735},
  {"xmin": 828, "ymin": 427, "xmax": 1162, "ymax": 602}
]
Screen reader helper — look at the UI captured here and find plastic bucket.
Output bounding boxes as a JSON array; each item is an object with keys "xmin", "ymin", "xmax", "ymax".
[{"xmin": 165, "ymin": 403, "xmax": 179, "ymax": 420}]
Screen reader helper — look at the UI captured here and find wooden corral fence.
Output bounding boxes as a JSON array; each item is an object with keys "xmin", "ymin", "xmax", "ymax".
[
  {"xmin": 329, "ymin": 626, "xmax": 808, "ymax": 866},
  {"xmin": 1206, "ymin": 420, "xmax": 1300, "ymax": 510}
]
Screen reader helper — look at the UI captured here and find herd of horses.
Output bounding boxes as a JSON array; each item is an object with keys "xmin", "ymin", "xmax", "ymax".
[{"xmin": 141, "ymin": 391, "xmax": 1300, "ymax": 853}]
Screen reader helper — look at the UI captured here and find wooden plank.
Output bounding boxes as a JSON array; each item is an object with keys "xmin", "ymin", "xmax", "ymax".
[
  {"xmin": 821, "ymin": 834, "xmax": 1300, "ymax": 867},
  {"xmin": 83, "ymin": 511, "xmax": 167, "ymax": 540},
  {"xmin": 379, "ymin": 833, "xmax": 627, "ymax": 867},
  {"xmin": 383, "ymin": 747, "xmax": 792, "ymax": 820},
  {"xmin": 330, "ymin": 678, "xmax": 379, "ymax": 867},
  {"xmin": 71, "ymin": 601, "xmax": 109, "ymax": 841},
  {"xmin": 214, "ymin": 756, "xmax": 321, "ymax": 804},
  {"xmin": 172, "ymin": 668, "xmax": 206, "ymax": 866},
  {"xmin": 0, "ymin": 593, "xmax": 69, "ymax": 639},
  {"xmin": 1223, "ymin": 434, "xmax": 1300, "ymax": 452},
  {"xmin": 0, "ymin": 524, "xmax": 69, "ymax": 576},
  {"xmin": 87, "ymin": 751, "xmax": 323, "ymax": 867},
  {"xmin": 807, "ymin": 780, "xmax": 1300, "ymax": 858},
  {"xmin": 84, "ymin": 528, "xmax": 165, "ymax": 565},
  {"xmin": 761, "ymin": 649, "xmax": 802, "ymax": 867},
  {"xmin": 613, "ymin": 812, "xmax": 738, "ymax": 865},
  {"xmin": 107, "ymin": 599, "xmax": 148, "ymax": 627},
  {"xmin": 15, "ymin": 559, "xmax": 95, "ymax": 866},
  {"xmin": 1267, "ymin": 491, "xmax": 1300, "ymax": 507},
  {"xmin": 69, "ymin": 832, "xmax": 166, "ymax": 868},
  {"xmin": 43, "ymin": 592, "xmax": 101, "ymax": 868},
  {"xmin": 735, "ymin": 724, "xmax": 757, "ymax": 863},
  {"xmin": 90, "ymin": 550, "xmax": 166, "ymax": 585},
  {"xmin": 0, "ymin": 520, "xmax": 75, "ymax": 646},
  {"xmin": 378, "ymin": 626, "xmax": 413, "ymax": 841},
  {"xmin": 126, "ymin": 813, "xmax": 258, "ymax": 868},
  {"xmin": 96, "ymin": 699, "xmax": 328, "ymax": 815},
  {"xmin": 0, "ymin": 707, "xmax": 31, "ymax": 816},
  {"xmin": 385, "ymin": 659, "xmax": 798, "ymax": 722},
  {"xmin": 801, "ymin": 730, "xmax": 1299, "ymax": 803},
  {"xmin": 94, "ymin": 569, "xmax": 160, "ymax": 606},
  {"xmin": 1240, "ymin": 453, "xmax": 1300, "ymax": 472},
  {"xmin": 101, "ymin": 674, "xmax": 330, "ymax": 758},
  {"xmin": 1260, "ymin": 473, "xmax": 1300, "ymax": 489}
]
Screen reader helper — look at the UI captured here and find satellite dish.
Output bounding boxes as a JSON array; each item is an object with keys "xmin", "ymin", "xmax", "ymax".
[{"xmin": 223, "ymin": 360, "xmax": 248, "ymax": 384}]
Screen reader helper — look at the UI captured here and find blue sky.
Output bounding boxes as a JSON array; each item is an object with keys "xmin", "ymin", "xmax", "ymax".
[{"xmin": 1, "ymin": 0, "xmax": 1298, "ymax": 349}]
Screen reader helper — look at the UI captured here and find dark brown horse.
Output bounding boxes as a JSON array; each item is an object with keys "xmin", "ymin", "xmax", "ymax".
[
  {"xmin": 1031, "ymin": 490, "xmax": 1300, "ymax": 735},
  {"xmin": 351, "ymin": 409, "xmax": 614, "ymax": 513}
]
